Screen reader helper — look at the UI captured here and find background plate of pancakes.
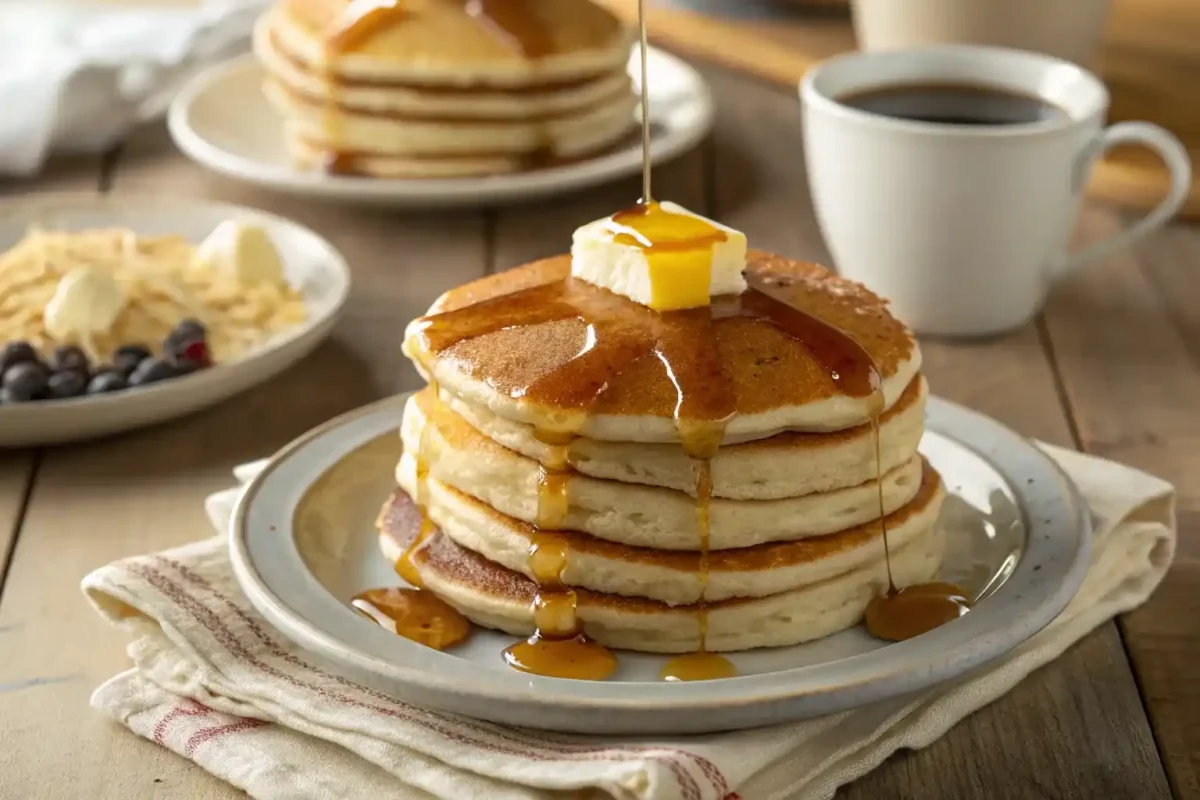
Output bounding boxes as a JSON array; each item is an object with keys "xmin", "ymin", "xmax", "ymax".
[
  {"xmin": 229, "ymin": 391, "xmax": 1091, "ymax": 735},
  {"xmin": 168, "ymin": 43, "xmax": 711, "ymax": 208}
]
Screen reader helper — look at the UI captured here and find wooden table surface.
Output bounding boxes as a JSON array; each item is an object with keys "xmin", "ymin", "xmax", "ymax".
[{"xmin": 1, "ymin": 56, "xmax": 1199, "ymax": 800}]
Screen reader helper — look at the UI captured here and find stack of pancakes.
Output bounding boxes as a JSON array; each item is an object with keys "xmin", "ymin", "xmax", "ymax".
[
  {"xmin": 382, "ymin": 252, "xmax": 946, "ymax": 653},
  {"xmin": 254, "ymin": 0, "xmax": 637, "ymax": 177}
]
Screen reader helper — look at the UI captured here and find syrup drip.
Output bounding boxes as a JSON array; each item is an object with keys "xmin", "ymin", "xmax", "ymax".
[
  {"xmin": 534, "ymin": 427, "xmax": 573, "ymax": 529},
  {"xmin": 320, "ymin": 1, "xmax": 408, "ymax": 174},
  {"xmin": 864, "ymin": 582, "xmax": 971, "ymax": 642},
  {"xmin": 660, "ymin": 650, "xmax": 737, "ymax": 682},
  {"xmin": 608, "ymin": 202, "xmax": 729, "ymax": 253},
  {"xmin": 502, "ymin": 352, "xmax": 625, "ymax": 676},
  {"xmin": 657, "ymin": 452, "xmax": 737, "ymax": 682},
  {"xmin": 636, "ymin": 0, "xmax": 651, "ymax": 203},
  {"xmin": 395, "ymin": 515, "xmax": 434, "ymax": 588},
  {"xmin": 359, "ymin": 379, "xmax": 472, "ymax": 650},
  {"xmin": 395, "ymin": 378, "xmax": 439, "ymax": 587},
  {"xmin": 352, "ymin": 587, "xmax": 470, "ymax": 650},
  {"xmin": 503, "ymin": 531, "xmax": 617, "ymax": 680},
  {"xmin": 326, "ymin": 0, "xmax": 407, "ymax": 54},
  {"xmin": 465, "ymin": 0, "xmax": 554, "ymax": 58},
  {"xmin": 504, "ymin": 634, "xmax": 618, "ymax": 680},
  {"xmin": 323, "ymin": 152, "xmax": 365, "ymax": 176},
  {"xmin": 741, "ymin": 275, "xmax": 971, "ymax": 640}
]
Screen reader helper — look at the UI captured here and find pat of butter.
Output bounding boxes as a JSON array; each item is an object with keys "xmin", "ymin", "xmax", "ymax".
[
  {"xmin": 194, "ymin": 220, "xmax": 285, "ymax": 286},
  {"xmin": 570, "ymin": 201, "xmax": 747, "ymax": 311},
  {"xmin": 44, "ymin": 268, "xmax": 127, "ymax": 339}
]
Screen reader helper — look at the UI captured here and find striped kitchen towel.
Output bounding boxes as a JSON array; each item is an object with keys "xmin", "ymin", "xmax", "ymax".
[{"xmin": 82, "ymin": 444, "xmax": 1174, "ymax": 800}]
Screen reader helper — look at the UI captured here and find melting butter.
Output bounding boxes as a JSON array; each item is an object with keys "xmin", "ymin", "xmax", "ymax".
[{"xmin": 570, "ymin": 201, "xmax": 747, "ymax": 311}]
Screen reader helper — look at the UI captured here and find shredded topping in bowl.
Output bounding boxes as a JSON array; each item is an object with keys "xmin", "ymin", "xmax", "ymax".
[{"xmin": 0, "ymin": 225, "xmax": 307, "ymax": 364}]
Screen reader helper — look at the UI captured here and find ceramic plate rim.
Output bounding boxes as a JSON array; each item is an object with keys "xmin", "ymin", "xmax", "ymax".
[
  {"xmin": 230, "ymin": 392, "xmax": 1092, "ymax": 714},
  {"xmin": 0, "ymin": 192, "xmax": 351, "ymax": 430},
  {"xmin": 167, "ymin": 49, "xmax": 714, "ymax": 206}
]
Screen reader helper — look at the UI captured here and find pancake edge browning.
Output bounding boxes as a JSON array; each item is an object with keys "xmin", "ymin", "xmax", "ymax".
[{"xmin": 377, "ymin": 480, "xmax": 946, "ymax": 653}]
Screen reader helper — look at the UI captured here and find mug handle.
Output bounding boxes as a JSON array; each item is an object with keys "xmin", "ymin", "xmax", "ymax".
[{"xmin": 1053, "ymin": 121, "xmax": 1192, "ymax": 275}]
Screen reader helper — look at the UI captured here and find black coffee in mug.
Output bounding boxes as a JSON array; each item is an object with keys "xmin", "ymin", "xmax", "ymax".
[{"xmin": 838, "ymin": 82, "xmax": 1068, "ymax": 126}]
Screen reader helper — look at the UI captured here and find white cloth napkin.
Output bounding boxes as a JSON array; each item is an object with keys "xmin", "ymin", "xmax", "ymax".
[
  {"xmin": 0, "ymin": 0, "xmax": 268, "ymax": 176},
  {"xmin": 82, "ymin": 443, "xmax": 1175, "ymax": 800}
]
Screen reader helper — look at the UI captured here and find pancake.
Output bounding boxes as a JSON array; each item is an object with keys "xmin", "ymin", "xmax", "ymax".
[
  {"xmin": 267, "ymin": 0, "xmax": 633, "ymax": 86},
  {"xmin": 257, "ymin": 0, "xmax": 638, "ymax": 174},
  {"xmin": 443, "ymin": 375, "xmax": 928, "ymax": 501},
  {"xmin": 378, "ymin": 488, "xmax": 946, "ymax": 653},
  {"xmin": 400, "ymin": 390, "xmax": 926, "ymax": 549},
  {"xmin": 263, "ymin": 74, "xmax": 637, "ymax": 159},
  {"xmin": 385, "ymin": 460, "xmax": 944, "ymax": 604},
  {"xmin": 403, "ymin": 252, "xmax": 922, "ymax": 445},
  {"xmin": 256, "ymin": 20, "xmax": 633, "ymax": 119}
]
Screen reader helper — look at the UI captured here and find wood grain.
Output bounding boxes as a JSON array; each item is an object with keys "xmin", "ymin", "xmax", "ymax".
[
  {"xmin": 1091, "ymin": 0, "xmax": 1200, "ymax": 219},
  {"xmin": 596, "ymin": 0, "xmax": 850, "ymax": 87},
  {"xmin": 0, "ymin": 455, "xmax": 34, "ymax": 590},
  {"xmin": 0, "ymin": 122, "xmax": 491, "ymax": 797},
  {"xmin": 0, "ymin": 155, "xmax": 107, "ymax": 586},
  {"xmin": 701, "ymin": 66, "xmax": 1172, "ymax": 800},
  {"xmin": 1042, "ymin": 207, "xmax": 1200, "ymax": 798}
]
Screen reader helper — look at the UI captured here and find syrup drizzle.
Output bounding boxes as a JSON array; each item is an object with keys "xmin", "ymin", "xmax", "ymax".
[
  {"xmin": 865, "ymin": 582, "xmax": 971, "ymax": 642},
  {"xmin": 357, "ymin": 378, "xmax": 473, "ymax": 650},
  {"xmin": 608, "ymin": 202, "xmax": 729, "ymax": 252},
  {"xmin": 743, "ymin": 275, "xmax": 971, "ymax": 638},
  {"xmin": 636, "ymin": 0, "xmax": 652, "ymax": 203},
  {"xmin": 320, "ymin": 1, "xmax": 408, "ymax": 174},
  {"xmin": 352, "ymin": 586, "xmax": 470, "ymax": 650},
  {"xmin": 394, "ymin": 378, "xmax": 439, "ymax": 588},
  {"xmin": 416, "ymin": 262, "xmax": 972, "ymax": 664},
  {"xmin": 502, "ymin": 531, "xmax": 617, "ymax": 680},
  {"xmin": 465, "ymin": 0, "xmax": 554, "ymax": 58}
]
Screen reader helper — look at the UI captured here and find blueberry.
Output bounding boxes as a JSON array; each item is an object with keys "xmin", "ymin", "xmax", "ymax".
[
  {"xmin": 51, "ymin": 345, "xmax": 90, "ymax": 375},
  {"xmin": 172, "ymin": 357, "xmax": 201, "ymax": 376},
  {"xmin": 47, "ymin": 370, "xmax": 88, "ymax": 399},
  {"xmin": 87, "ymin": 371, "xmax": 127, "ymax": 395},
  {"xmin": 129, "ymin": 357, "xmax": 178, "ymax": 386},
  {"xmin": 0, "ymin": 387, "xmax": 30, "ymax": 405},
  {"xmin": 112, "ymin": 344, "xmax": 152, "ymax": 376},
  {"xmin": 2, "ymin": 362, "xmax": 48, "ymax": 401},
  {"xmin": 0, "ymin": 341, "xmax": 39, "ymax": 375}
]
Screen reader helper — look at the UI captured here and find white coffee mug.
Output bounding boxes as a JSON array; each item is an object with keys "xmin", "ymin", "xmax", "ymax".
[
  {"xmin": 800, "ymin": 45, "xmax": 1192, "ymax": 337},
  {"xmin": 851, "ymin": 0, "xmax": 1112, "ymax": 67}
]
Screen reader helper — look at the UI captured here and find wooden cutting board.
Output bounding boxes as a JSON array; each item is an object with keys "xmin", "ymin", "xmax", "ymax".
[{"xmin": 601, "ymin": 0, "xmax": 1200, "ymax": 219}]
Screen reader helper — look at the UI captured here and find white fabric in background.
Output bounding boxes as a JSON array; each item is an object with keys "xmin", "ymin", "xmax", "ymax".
[{"xmin": 0, "ymin": 0, "xmax": 268, "ymax": 176}]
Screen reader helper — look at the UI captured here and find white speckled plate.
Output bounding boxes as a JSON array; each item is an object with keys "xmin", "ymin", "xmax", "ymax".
[
  {"xmin": 0, "ymin": 193, "xmax": 349, "ymax": 448},
  {"xmin": 230, "ymin": 393, "xmax": 1091, "ymax": 734},
  {"xmin": 168, "ymin": 47, "xmax": 713, "ymax": 209}
]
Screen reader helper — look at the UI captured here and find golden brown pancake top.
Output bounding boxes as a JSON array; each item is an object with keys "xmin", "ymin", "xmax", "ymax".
[
  {"xmin": 409, "ymin": 252, "xmax": 917, "ymax": 421},
  {"xmin": 279, "ymin": 0, "xmax": 628, "ymax": 64}
]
